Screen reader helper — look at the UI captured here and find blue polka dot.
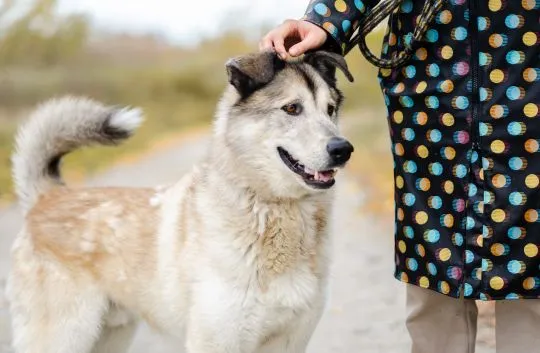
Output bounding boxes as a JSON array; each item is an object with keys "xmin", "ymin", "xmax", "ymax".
[
  {"xmin": 479, "ymin": 88, "xmax": 489, "ymax": 102},
  {"xmin": 314, "ymin": 3, "xmax": 329, "ymax": 16},
  {"xmin": 455, "ymin": 164, "xmax": 467, "ymax": 178},
  {"xmin": 400, "ymin": 96, "xmax": 414, "ymax": 108},
  {"xmin": 506, "ymin": 86, "xmax": 521, "ymax": 100},
  {"xmin": 342, "ymin": 20, "xmax": 351, "ymax": 33},
  {"xmin": 405, "ymin": 65, "xmax": 416, "ymax": 78},
  {"xmin": 479, "ymin": 122, "xmax": 488, "ymax": 136},
  {"xmin": 453, "ymin": 26, "xmax": 467, "ymax": 40},
  {"xmin": 508, "ymin": 121, "xmax": 523, "ymax": 135},
  {"xmin": 426, "ymin": 29, "xmax": 439, "ymax": 42},
  {"xmin": 427, "ymin": 64, "xmax": 440, "ymax": 77},
  {"xmin": 404, "ymin": 193, "xmax": 416, "ymax": 206},
  {"xmin": 430, "ymin": 162, "xmax": 443, "ymax": 176},
  {"xmin": 404, "ymin": 226, "xmax": 414, "ymax": 239},
  {"xmin": 464, "ymin": 283, "xmax": 473, "ymax": 297},
  {"xmin": 431, "ymin": 196, "xmax": 442, "ymax": 209},
  {"xmin": 426, "ymin": 96, "xmax": 439, "ymax": 109},
  {"xmin": 509, "ymin": 157, "xmax": 523, "ymax": 170},
  {"xmin": 465, "ymin": 250, "xmax": 474, "ymax": 264},
  {"xmin": 454, "ymin": 96, "xmax": 469, "ymax": 109},
  {"xmin": 400, "ymin": 0, "xmax": 413, "ymax": 12},
  {"xmin": 478, "ymin": 17, "xmax": 488, "ymax": 31},
  {"xmin": 505, "ymin": 14, "xmax": 520, "ymax": 29},
  {"xmin": 354, "ymin": 0, "xmax": 366, "ymax": 12},
  {"xmin": 407, "ymin": 258, "xmax": 418, "ymax": 271},
  {"xmin": 425, "ymin": 229, "xmax": 440, "ymax": 243},
  {"xmin": 508, "ymin": 227, "xmax": 522, "ymax": 240},
  {"xmin": 506, "ymin": 293, "xmax": 520, "ymax": 300},
  {"xmin": 427, "ymin": 263, "xmax": 438, "ymax": 276},
  {"xmin": 429, "ymin": 129, "xmax": 442, "ymax": 142},
  {"xmin": 404, "ymin": 161, "xmax": 417, "ymax": 173},
  {"xmin": 466, "ymin": 216, "xmax": 475, "ymax": 230},
  {"xmin": 509, "ymin": 192, "xmax": 523, "ymax": 205},
  {"xmin": 468, "ymin": 183, "xmax": 477, "ymax": 197},
  {"xmin": 479, "ymin": 52, "xmax": 489, "ymax": 66},
  {"xmin": 403, "ymin": 128, "xmax": 415, "ymax": 141},
  {"xmin": 508, "ymin": 260, "xmax": 522, "ymax": 274},
  {"xmin": 471, "ymin": 150, "xmax": 479, "ymax": 163},
  {"xmin": 453, "ymin": 233, "xmax": 464, "ymax": 246},
  {"xmin": 506, "ymin": 50, "xmax": 522, "ymax": 64}
]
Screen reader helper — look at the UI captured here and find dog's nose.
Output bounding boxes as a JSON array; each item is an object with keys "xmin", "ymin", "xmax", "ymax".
[{"xmin": 326, "ymin": 137, "xmax": 354, "ymax": 165}]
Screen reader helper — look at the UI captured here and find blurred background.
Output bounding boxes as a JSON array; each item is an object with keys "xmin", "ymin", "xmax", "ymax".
[{"xmin": 0, "ymin": 0, "xmax": 392, "ymax": 217}]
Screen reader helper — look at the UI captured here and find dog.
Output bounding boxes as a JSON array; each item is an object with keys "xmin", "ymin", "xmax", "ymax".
[{"xmin": 6, "ymin": 50, "xmax": 354, "ymax": 353}]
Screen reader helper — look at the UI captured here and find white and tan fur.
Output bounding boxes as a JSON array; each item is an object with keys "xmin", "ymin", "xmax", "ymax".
[{"xmin": 6, "ymin": 51, "xmax": 354, "ymax": 353}]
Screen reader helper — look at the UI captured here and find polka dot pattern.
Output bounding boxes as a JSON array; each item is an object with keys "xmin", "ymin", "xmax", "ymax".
[{"xmin": 306, "ymin": 0, "xmax": 540, "ymax": 300}]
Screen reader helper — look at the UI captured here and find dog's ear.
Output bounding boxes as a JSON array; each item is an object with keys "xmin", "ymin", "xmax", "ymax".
[
  {"xmin": 225, "ymin": 51, "xmax": 285, "ymax": 98},
  {"xmin": 304, "ymin": 51, "xmax": 354, "ymax": 86}
]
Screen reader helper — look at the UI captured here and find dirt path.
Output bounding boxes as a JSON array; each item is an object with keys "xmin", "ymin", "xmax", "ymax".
[{"xmin": 0, "ymin": 127, "xmax": 494, "ymax": 353}]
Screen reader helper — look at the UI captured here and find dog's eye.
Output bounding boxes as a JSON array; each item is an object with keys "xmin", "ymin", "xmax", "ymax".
[
  {"xmin": 282, "ymin": 103, "xmax": 303, "ymax": 116},
  {"xmin": 327, "ymin": 104, "xmax": 335, "ymax": 116}
]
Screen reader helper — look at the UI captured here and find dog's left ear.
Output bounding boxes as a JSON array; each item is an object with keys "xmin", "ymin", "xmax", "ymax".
[
  {"xmin": 304, "ymin": 51, "xmax": 354, "ymax": 86},
  {"xmin": 225, "ymin": 51, "xmax": 285, "ymax": 98}
]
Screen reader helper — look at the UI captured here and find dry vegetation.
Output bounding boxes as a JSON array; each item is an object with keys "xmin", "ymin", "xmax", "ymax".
[{"xmin": 0, "ymin": 0, "xmax": 392, "ymax": 213}]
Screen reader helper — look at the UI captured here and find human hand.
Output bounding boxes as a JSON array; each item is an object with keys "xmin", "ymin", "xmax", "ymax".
[{"xmin": 259, "ymin": 19, "xmax": 328, "ymax": 60}]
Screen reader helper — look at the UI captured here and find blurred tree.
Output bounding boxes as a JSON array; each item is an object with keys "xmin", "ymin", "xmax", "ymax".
[{"xmin": 0, "ymin": 0, "xmax": 89, "ymax": 66}]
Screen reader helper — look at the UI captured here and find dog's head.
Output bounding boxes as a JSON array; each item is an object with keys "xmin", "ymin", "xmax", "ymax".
[{"xmin": 216, "ymin": 50, "xmax": 355, "ymax": 199}]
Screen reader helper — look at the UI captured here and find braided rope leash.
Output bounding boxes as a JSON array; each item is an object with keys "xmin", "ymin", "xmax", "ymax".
[{"xmin": 344, "ymin": 0, "xmax": 446, "ymax": 69}]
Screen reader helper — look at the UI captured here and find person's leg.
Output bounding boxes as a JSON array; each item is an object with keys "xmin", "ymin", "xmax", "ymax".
[
  {"xmin": 495, "ymin": 299, "xmax": 540, "ymax": 353},
  {"xmin": 406, "ymin": 284, "xmax": 478, "ymax": 353}
]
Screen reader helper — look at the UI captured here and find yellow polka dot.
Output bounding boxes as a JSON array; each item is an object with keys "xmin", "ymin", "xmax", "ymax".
[
  {"xmin": 398, "ymin": 240, "xmax": 407, "ymax": 253},
  {"xmin": 524, "ymin": 243, "xmax": 538, "ymax": 257},
  {"xmin": 380, "ymin": 68, "xmax": 392, "ymax": 77},
  {"xmin": 523, "ymin": 31, "xmax": 537, "ymax": 46},
  {"xmin": 492, "ymin": 174, "xmax": 507, "ymax": 188},
  {"xmin": 525, "ymin": 209, "xmax": 538, "ymax": 223},
  {"xmin": 415, "ymin": 211, "xmax": 428, "ymax": 225},
  {"xmin": 416, "ymin": 81, "xmax": 427, "ymax": 94},
  {"xmin": 524, "ymin": 68, "xmax": 538, "ymax": 83},
  {"xmin": 389, "ymin": 33, "xmax": 397, "ymax": 46},
  {"xmin": 525, "ymin": 139, "xmax": 539, "ymax": 153},
  {"xmin": 443, "ymin": 214, "xmax": 454, "ymax": 227},
  {"xmin": 442, "ymin": 113, "xmax": 455, "ymax": 126},
  {"xmin": 334, "ymin": 0, "xmax": 347, "ymax": 12},
  {"xmin": 489, "ymin": 34, "xmax": 503, "ymax": 48},
  {"xmin": 524, "ymin": 103, "xmax": 538, "ymax": 118},
  {"xmin": 396, "ymin": 175, "xmax": 404, "ymax": 189},
  {"xmin": 490, "ymin": 69, "xmax": 505, "ymax": 83},
  {"xmin": 395, "ymin": 143, "xmax": 404, "ymax": 156},
  {"xmin": 441, "ymin": 45, "xmax": 453, "ymax": 59},
  {"xmin": 522, "ymin": 0, "xmax": 537, "ymax": 10},
  {"xmin": 444, "ymin": 180, "xmax": 454, "ymax": 194},
  {"xmin": 439, "ymin": 10, "xmax": 452, "ymax": 24},
  {"xmin": 415, "ymin": 48, "xmax": 427, "ymax": 60},
  {"xmin": 397, "ymin": 208, "xmax": 404, "ymax": 221},
  {"xmin": 491, "ymin": 209, "xmax": 506, "ymax": 223},
  {"xmin": 416, "ymin": 244, "xmax": 425, "ymax": 257},
  {"xmin": 490, "ymin": 105, "xmax": 504, "ymax": 119},
  {"xmin": 491, "ymin": 243, "xmax": 506, "ymax": 256},
  {"xmin": 490, "ymin": 276, "xmax": 504, "ymax": 290},
  {"xmin": 439, "ymin": 281, "xmax": 450, "ymax": 294},
  {"xmin": 523, "ymin": 277, "xmax": 536, "ymax": 290},
  {"xmin": 440, "ymin": 80, "xmax": 454, "ymax": 93},
  {"xmin": 525, "ymin": 174, "xmax": 539, "ymax": 188},
  {"xmin": 419, "ymin": 276, "xmax": 430, "ymax": 288},
  {"xmin": 400, "ymin": 272, "xmax": 409, "ymax": 282},
  {"xmin": 417, "ymin": 145, "xmax": 429, "ymax": 158},
  {"xmin": 418, "ymin": 178, "xmax": 430, "ymax": 191},
  {"xmin": 490, "ymin": 140, "xmax": 505, "ymax": 153},
  {"xmin": 393, "ymin": 111, "xmax": 403, "ymax": 124},
  {"xmin": 444, "ymin": 147, "xmax": 456, "ymax": 160},
  {"xmin": 489, "ymin": 0, "xmax": 502, "ymax": 11},
  {"xmin": 476, "ymin": 235, "xmax": 484, "ymax": 247},
  {"xmin": 438, "ymin": 248, "xmax": 451, "ymax": 262}
]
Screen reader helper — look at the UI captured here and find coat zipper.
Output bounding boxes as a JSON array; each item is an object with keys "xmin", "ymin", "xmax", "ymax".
[{"xmin": 469, "ymin": 0, "xmax": 480, "ymax": 151}]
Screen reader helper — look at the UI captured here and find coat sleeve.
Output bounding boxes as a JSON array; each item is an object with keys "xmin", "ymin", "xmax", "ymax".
[{"xmin": 302, "ymin": 0, "xmax": 381, "ymax": 54}]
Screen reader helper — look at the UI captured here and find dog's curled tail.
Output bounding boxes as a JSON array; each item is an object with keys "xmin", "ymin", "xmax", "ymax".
[{"xmin": 11, "ymin": 96, "xmax": 143, "ymax": 213}]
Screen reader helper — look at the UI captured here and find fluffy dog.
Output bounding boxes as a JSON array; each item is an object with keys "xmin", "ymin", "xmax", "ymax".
[{"xmin": 6, "ymin": 50, "xmax": 354, "ymax": 353}]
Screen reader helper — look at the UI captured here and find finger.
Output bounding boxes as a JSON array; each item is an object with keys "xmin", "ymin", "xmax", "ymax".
[
  {"xmin": 272, "ymin": 37, "xmax": 288, "ymax": 60},
  {"xmin": 259, "ymin": 35, "xmax": 273, "ymax": 51},
  {"xmin": 289, "ymin": 31, "xmax": 325, "ymax": 57}
]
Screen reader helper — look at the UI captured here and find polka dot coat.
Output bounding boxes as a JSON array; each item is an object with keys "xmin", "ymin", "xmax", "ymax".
[{"xmin": 304, "ymin": 0, "xmax": 540, "ymax": 300}]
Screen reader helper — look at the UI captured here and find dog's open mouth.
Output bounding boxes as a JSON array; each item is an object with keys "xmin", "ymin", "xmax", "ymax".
[{"xmin": 277, "ymin": 147, "xmax": 336, "ymax": 189}]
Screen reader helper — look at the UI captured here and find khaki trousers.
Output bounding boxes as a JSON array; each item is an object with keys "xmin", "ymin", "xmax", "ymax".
[{"xmin": 406, "ymin": 284, "xmax": 540, "ymax": 353}]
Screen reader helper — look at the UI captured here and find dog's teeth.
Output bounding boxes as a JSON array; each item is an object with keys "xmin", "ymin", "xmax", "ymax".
[{"xmin": 314, "ymin": 171, "xmax": 320, "ymax": 180}]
